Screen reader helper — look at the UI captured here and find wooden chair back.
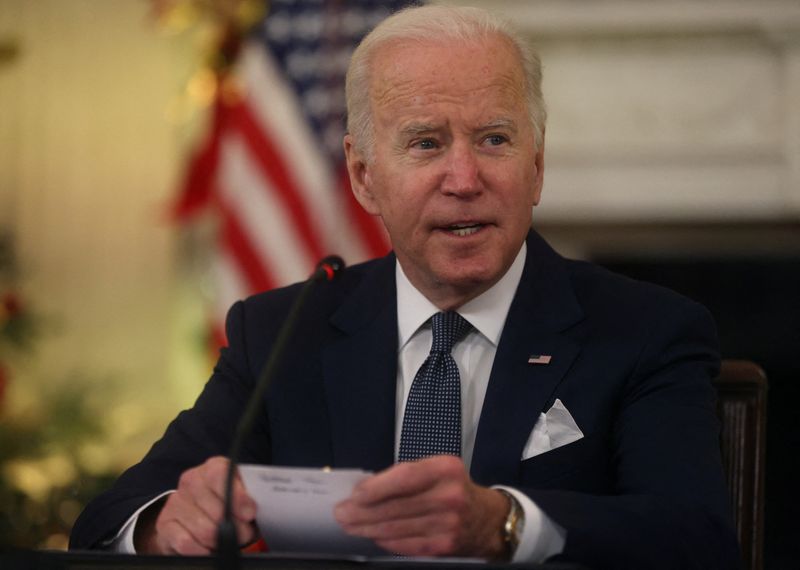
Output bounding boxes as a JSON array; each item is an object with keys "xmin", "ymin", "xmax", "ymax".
[{"xmin": 713, "ymin": 360, "xmax": 768, "ymax": 570}]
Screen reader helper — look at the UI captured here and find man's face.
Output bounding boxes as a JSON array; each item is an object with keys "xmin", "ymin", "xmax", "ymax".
[{"xmin": 345, "ymin": 35, "xmax": 544, "ymax": 308}]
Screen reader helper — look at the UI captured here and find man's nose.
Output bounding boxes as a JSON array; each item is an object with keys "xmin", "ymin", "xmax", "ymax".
[{"xmin": 441, "ymin": 143, "xmax": 481, "ymax": 197}]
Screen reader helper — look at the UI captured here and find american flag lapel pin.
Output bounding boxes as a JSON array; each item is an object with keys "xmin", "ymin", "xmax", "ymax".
[{"xmin": 528, "ymin": 354, "xmax": 552, "ymax": 365}]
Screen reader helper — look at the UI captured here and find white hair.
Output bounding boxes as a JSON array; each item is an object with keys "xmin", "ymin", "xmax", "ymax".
[{"xmin": 345, "ymin": 4, "xmax": 546, "ymax": 161}]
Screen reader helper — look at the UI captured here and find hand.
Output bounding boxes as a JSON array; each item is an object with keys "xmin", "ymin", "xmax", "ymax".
[
  {"xmin": 134, "ymin": 456, "xmax": 258, "ymax": 555},
  {"xmin": 334, "ymin": 455, "xmax": 510, "ymax": 559}
]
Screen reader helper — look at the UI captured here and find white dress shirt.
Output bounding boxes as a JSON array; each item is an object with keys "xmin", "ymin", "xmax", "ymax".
[{"xmin": 111, "ymin": 242, "xmax": 565, "ymax": 560}]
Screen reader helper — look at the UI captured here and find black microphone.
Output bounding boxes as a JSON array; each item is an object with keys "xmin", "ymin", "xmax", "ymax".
[
  {"xmin": 311, "ymin": 255, "xmax": 346, "ymax": 283},
  {"xmin": 216, "ymin": 255, "xmax": 345, "ymax": 570}
]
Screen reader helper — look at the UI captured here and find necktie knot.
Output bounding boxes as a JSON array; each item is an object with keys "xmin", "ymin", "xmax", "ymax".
[{"xmin": 430, "ymin": 311, "xmax": 471, "ymax": 354}]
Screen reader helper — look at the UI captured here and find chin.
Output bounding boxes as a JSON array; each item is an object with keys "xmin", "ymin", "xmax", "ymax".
[{"xmin": 436, "ymin": 263, "xmax": 502, "ymax": 291}]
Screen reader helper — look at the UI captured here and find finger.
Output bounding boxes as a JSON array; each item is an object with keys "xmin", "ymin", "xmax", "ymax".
[
  {"xmin": 196, "ymin": 456, "xmax": 231, "ymax": 505},
  {"xmin": 374, "ymin": 486, "xmax": 509, "ymax": 559},
  {"xmin": 337, "ymin": 469, "xmax": 469, "ymax": 527},
  {"xmin": 235, "ymin": 520, "xmax": 259, "ymax": 547},
  {"xmin": 162, "ymin": 486, "xmax": 258, "ymax": 550},
  {"xmin": 175, "ymin": 465, "xmax": 228, "ymax": 530},
  {"xmin": 352, "ymin": 455, "xmax": 466, "ymax": 505},
  {"xmin": 375, "ymin": 532, "xmax": 462, "ymax": 558},
  {"xmin": 231, "ymin": 472, "xmax": 258, "ymax": 523},
  {"xmin": 342, "ymin": 510, "xmax": 462, "ymax": 542},
  {"xmin": 156, "ymin": 518, "xmax": 213, "ymax": 556},
  {"xmin": 336, "ymin": 487, "xmax": 444, "ymax": 527},
  {"xmin": 192, "ymin": 458, "xmax": 257, "ymax": 524},
  {"xmin": 191, "ymin": 461, "xmax": 258, "ymax": 546},
  {"xmin": 157, "ymin": 491, "xmax": 220, "ymax": 551}
]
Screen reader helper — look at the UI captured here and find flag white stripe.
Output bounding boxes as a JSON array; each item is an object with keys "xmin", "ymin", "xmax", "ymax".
[
  {"xmin": 219, "ymin": 133, "xmax": 314, "ymax": 285},
  {"xmin": 240, "ymin": 42, "xmax": 370, "ymax": 263}
]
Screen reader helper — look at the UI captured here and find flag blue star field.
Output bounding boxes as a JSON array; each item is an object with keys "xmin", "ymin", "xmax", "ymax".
[{"xmin": 175, "ymin": 0, "xmax": 417, "ymax": 346}]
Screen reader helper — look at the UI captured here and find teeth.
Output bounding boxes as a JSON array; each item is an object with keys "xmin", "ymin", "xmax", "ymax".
[{"xmin": 448, "ymin": 224, "xmax": 481, "ymax": 237}]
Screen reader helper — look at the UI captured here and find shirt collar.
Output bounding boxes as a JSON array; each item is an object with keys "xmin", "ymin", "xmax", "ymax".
[{"xmin": 396, "ymin": 241, "xmax": 527, "ymax": 349}]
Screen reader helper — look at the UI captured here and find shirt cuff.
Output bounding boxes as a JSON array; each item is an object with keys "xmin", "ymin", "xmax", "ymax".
[
  {"xmin": 492, "ymin": 485, "xmax": 566, "ymax": 563},
  {"xmin": 102, "ymin": 491, "xmax": 174, "ymax": 554}
]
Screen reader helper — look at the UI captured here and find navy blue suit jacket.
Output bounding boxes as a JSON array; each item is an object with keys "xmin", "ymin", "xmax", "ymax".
[{"xmin": 70, "ymin": 231, "xmax": 740, "ymax": 569}]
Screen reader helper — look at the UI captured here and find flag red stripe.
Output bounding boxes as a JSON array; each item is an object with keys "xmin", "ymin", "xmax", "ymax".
[
  {"xmin": 172, "ymin": 99, "xmax": 230, "ymax": 221},
  {"xmin": 218, "ymin": 200, "xmax": 276, "ymax": 293},
  {"xmin": 231, "ymin": 100, "xmax": 326, "ymax": 262}
]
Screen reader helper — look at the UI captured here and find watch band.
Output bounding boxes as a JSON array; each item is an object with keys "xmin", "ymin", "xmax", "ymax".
[{"xmin": 496, "ymin": 488, "xmax": 525, "ymax": 559}]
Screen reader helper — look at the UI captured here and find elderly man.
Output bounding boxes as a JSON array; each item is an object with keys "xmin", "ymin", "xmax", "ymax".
[{"xmin": 71, "ymin": 5, "xmax": 740, "ymax": 569}]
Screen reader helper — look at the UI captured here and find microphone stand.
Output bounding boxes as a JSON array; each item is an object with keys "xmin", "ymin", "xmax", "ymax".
[{"xmin": 216, "ymin": 256, "xmax": 345, "ymax": 570}]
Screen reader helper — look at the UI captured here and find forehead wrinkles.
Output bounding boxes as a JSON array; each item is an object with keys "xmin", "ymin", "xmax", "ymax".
[
  {"xmin": 373, "ymin": 71, "xmax": 524, "ymax": 114},
  {"xmin": 369, "ymin": 38, "xmax": 527, "ymax": 121}
]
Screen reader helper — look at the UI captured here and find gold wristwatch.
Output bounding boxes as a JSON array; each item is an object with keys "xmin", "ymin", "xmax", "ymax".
[{"xmin": 496, "ymin": 488, "xmax": 525, "ymax": 559}]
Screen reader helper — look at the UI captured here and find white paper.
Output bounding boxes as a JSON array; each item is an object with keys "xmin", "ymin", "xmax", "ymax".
[{"xmin": 239, "ymin": 464, "xmax": 386, "ymax": 556}]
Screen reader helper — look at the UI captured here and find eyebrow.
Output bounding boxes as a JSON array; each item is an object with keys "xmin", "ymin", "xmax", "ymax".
[
  {"xmin": 479, "ymin": 118, "xmax": 518, "ymax": 133},
  {"xmin": 398, "ymin": 118, "xmax": 519, "ymax": 138},
  {"xmin": 399, "ymin": 122, "xmax": 441, "ymax": 138}
]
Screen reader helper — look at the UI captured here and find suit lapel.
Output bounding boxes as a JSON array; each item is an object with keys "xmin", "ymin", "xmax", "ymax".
[
  {"xmin": 323, "ymin": 256, "xmax": 398, "ymax": 472},
  {"xmin": 471, "ymin": 232, "xmax": 584, "ymax": 486}
]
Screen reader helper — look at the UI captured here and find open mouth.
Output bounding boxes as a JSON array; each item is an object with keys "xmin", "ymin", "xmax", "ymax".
[{"xmin": 444, "ymin": 222, "xmax": 484, "ymax": 237}]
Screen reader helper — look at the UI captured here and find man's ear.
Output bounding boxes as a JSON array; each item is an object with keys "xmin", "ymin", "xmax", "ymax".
[
  {"xmin": 343, "ymin": 134, "xmax": 380, "ymax": 215},
  {"xmin": 531, "ymin": 133, "xmax": 545, "ymax": 207}
]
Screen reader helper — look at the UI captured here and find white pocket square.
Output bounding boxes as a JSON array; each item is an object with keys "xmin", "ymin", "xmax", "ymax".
[{"xmin": 521, "ymin": 398, "xmax": 584, "ymax": 460}]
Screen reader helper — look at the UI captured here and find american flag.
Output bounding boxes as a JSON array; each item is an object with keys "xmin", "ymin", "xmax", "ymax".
[
  {"xmin": 528, "ymin": 355, "xmax": 552, "ymax": 365},
  {"xmin": 174, "ymin": 0, "xmax": 416, "ymax": 346}
]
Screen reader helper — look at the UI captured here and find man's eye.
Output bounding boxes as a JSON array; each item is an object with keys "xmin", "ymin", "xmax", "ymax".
[
  {"xmin": 485, "ymin": 135, "xmax": 508, "ymax": 146},
  {"xmin": 414, "ymin": 139, "xmax": 438, "ymax": 150}
]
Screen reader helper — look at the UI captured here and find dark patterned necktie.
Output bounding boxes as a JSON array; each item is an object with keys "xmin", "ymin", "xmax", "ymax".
[{"xmin": 398, "ymin": 311, "xmax": 472, "ymax": 462}]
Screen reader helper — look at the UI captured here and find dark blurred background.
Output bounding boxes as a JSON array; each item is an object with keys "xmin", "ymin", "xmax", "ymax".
[{"xmin": 543, "ymin": 222, "xmax": 799, "ymax": 568}]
